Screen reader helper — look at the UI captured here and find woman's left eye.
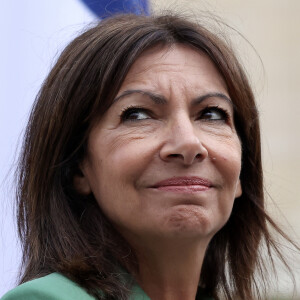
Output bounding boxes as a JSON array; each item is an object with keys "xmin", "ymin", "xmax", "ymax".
[
  {"xmin": 199, "ymin": 106, "xmax": 229, "ymax": 122},
  {"xmin": 120, "ymin": 107, "xmax": 151, "ymax": 122}
]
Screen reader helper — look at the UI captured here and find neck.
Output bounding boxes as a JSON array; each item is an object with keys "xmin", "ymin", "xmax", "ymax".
[{"xmin": 129, "ymin": 237, "xmax": 209, "ymax": 300}]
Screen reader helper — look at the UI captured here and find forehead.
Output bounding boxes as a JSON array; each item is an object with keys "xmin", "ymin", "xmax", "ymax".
[{"xmin": 119, "ymin": 44, "xmax": 228, "ymax": 95}]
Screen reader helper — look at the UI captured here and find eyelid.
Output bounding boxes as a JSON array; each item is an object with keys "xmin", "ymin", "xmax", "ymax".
[
  {"xmin": 120, "ymin": 105, "xmax": 153, "ymax": 122},
  {"xmin": 199, "ymin": 105, "xmax": 231, "ymax": 122},
  {"xmin": 119, "ymin": 103, "xmax": 233, "ymax": 124},
  {"xmin": 203, "ymin": 105, "xmax": 229, "ymax": 113}
]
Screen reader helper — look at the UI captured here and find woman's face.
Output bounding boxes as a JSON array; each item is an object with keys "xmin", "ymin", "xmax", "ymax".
[{"xmin": 77, "ymin": 44, "xmax": 242, "ymax": 245}]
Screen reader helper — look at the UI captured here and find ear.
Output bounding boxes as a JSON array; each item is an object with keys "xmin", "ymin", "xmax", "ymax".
[
  {"xmin": 73, "ymin": 168, "xmax": 92, "ymax": 195},
  {"xmin": 235, "ymin": 179, "xmax": 242, "ymax": 198}
]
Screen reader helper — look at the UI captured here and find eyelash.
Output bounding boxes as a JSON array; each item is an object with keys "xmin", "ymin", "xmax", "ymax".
[
  {"xmin": 120, "ymin": 105, "xmax": 230, "ymax": 123},
  {"xmin": 120, "ymin": 105, "xmax": 151, "ymax": 122},
  {"xmin": 199, "ymin": 105, "xmax": 230, "ymax": 123}
]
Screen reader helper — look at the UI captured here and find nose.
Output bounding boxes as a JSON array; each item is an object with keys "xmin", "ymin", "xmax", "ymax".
[{"xmin": 159, "ymin": 116, "xmax": 208, "ymax": 165}]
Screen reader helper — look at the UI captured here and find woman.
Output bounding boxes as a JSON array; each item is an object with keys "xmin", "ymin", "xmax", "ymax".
[{"xmin": 2, "ymin": 14, "xmax": 297, "ymax": 300}]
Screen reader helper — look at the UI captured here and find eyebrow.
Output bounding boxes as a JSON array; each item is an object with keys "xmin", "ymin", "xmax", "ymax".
[
  {"xmin": 113, "ymin": 89, "xmax": 167, "ymax": 104},
  {"xmin": 191, "ymin": 92, "xmax": 233, "ymax": 106},
  {"xmin": 113, "ymin": 89, "xmax": 232, "ymax": 107}
]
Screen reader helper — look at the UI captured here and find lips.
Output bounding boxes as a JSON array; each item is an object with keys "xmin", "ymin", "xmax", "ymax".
[{"xmin": 151, "ymin": 176, "xmax": 212, "ymax": 193}]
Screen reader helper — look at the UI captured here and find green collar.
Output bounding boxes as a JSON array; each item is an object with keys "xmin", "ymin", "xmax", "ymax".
[{"xmin": 129, "ymin": 282, "xmax": 151, "ymax": 299}]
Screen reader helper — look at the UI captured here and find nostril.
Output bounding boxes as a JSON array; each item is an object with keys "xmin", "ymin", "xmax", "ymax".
[
  {"xmin": 195, "ymin": 153, "xmax": 201, "ymax": 159},
  {"xmin": 169, "ymin": 154, "xmax": 181, "ymax": 158}
]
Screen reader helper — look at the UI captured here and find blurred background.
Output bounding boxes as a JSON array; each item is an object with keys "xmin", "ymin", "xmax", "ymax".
[{"xmin": 1, "ymin": 0, "xmax": 299, "ymax": 298}]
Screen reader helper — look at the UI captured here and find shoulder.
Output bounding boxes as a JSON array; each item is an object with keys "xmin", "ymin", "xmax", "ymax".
[{"xmin": 1, "ymin": 273, "xmax": 96, "ymax": 300}]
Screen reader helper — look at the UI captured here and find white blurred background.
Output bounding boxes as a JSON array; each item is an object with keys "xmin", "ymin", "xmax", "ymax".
[{"xmin": 1, "ymin": 0, "xmax": 299, "ymax": 298}]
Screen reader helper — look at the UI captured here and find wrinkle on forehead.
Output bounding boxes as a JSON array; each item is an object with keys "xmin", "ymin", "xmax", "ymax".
[{"xmin": 120, "ymin": 44, "xmax": 228, "ymax": 96}]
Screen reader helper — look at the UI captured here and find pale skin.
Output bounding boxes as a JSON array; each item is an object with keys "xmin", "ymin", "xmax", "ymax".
[{"xmin": 74, "ymin": 44, "xmax": 242, "ymax": 300}]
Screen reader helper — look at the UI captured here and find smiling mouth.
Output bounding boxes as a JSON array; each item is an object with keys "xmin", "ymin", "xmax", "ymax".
[{"xmin": 151, "ymin": 176, "xmax": 212, "ymax": 193}]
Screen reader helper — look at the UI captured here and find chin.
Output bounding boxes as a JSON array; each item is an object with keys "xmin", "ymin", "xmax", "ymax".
[{"xmin": 160, "ymin": 205, "xmax": 223, "ymax": 239}]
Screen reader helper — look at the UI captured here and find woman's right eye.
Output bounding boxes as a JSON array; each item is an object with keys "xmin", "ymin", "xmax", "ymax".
[{"xmin": 120, "ymin": 107, "xmax": 151, "ymax": 122}]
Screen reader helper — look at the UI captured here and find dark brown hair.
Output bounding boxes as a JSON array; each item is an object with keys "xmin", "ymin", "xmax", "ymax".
[{"xmin": 16, "ymin": 14, "xmax": 297, "ymax": 300}]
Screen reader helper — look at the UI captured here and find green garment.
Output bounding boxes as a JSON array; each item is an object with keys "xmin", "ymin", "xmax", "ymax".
[{"xmin": 1, "ymin": 272, "xmax": 213, "ymax": 300}]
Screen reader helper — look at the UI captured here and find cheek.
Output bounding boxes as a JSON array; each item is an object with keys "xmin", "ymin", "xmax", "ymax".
[
  {"xmin": 207, "ymin": 135, "xmax": 242, "ymax": 180},
  {"xmin": 100, "ymin": 131, "xmax": 158, "ymax": 181},
  {"xmin": 218, "ymin": 157, "xmax": 241, "ymax": 213},
  {"xmin": 219, "ymin": 153, "xmax": 241, "ymax": 179},
  {"xmin": 86, "ymin": 134, "xmax": 155, "ymax": 212},
  {"xmin": 89, "ymin": 130, "xmax": 146, "ymax": 175},
  {"xmin": 207, "ymin": 137, "xmax": 242, "ymax": 208}
]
